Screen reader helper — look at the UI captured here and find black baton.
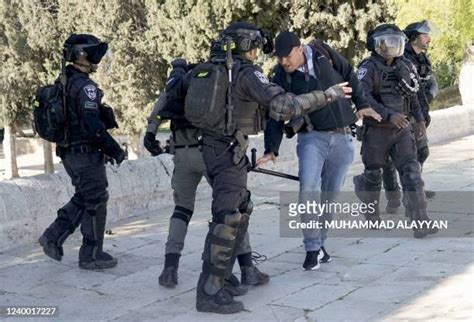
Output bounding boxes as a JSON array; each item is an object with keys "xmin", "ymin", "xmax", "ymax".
[{"xmin": 249, "ymin": 148, "xmax": 299, "ymax": 181}]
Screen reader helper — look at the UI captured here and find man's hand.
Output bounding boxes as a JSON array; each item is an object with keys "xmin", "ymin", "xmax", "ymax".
[
  {"xmin": 324, "ymin": 82, "xmax": 352, "ymax": 102},
  {"xmin": 417, "ymin": 121, "xmax": 427, "ymax": 140},
  {"xmin": 389, "ymin": 113, "xmax": 410, "ymax": 129},
  {"xmin": 256, "ymin": 153, "xmax": 277, "ymax": 167},
  {"xmin": 356, "ymin": 107, "xmax": 382, "ymax": 122},
  {"xmin": 143, "ymin": 132, "xmax": 163, "ymax": 156}
]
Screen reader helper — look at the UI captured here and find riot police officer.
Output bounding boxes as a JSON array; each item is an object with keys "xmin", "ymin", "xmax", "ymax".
[
  {"xmin": 175, "ymin": 22, "xmax": 351, "ymax": 314},
  {"xmin": 381, "ymin": 21, "xmax": 439, "ymax": 209},
  {"xmin": 39, "ymin": 34, "xmax": 126, "ymax": 270},
  {"xmin": 353, "ymin": 24, "xmax": 438, "ymax": 238},
  {"xmin": 144, "ymin": 59, "xmax": 268, "ymax": 294}
]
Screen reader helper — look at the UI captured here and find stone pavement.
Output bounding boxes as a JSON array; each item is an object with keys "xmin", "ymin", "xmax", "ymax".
[{"xmin": 0, "ymin": 135, "xmax": 473, "ymax": 321}]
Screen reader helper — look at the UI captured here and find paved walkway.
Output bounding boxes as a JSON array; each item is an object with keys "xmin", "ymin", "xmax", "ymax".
[{"xmin": 0, "ymin": 136, "xmax": 473, "ymax": 321}]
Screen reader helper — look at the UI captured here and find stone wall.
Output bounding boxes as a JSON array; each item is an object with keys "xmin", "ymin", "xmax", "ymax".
[{"xmin": 0, "ymin": 104, "xmax": 473, "ymax": 251}]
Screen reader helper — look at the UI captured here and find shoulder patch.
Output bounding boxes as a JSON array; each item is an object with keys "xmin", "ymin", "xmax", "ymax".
[
  {"xmin": 357, "ymin": 67, "xmax": 368, "ymax": 80},
  {"xmin": 253, "ymin": 71, "xmax": 269, "ymax": 84},
  {"xmin": 84, "ymin": 101, "xmax": 98, "ymax": 110},
  {"xmin": 84, "ymin": 85, "xmax": 97, "ymax": 100}
]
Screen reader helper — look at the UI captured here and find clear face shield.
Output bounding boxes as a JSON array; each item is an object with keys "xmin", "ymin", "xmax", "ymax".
[
  {"xmin": 374, "ymin": 34, "xmax": 406, "ymax": 59},
  {"xmin": 96, "ymin": 49, "xmax": 113, "ymax": 75}
]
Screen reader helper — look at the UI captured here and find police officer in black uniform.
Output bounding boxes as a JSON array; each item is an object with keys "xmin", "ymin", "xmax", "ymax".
[
  {"xmin": 174, "ymin": 22, "xmax": 352, "ymax": 314},
  {"xmin": 144, "ymin": 59, "xmax": 267, "ymax": 294},
  {"xmin": 39, "ymin": 34, "xmax": 126, "ymax": 270},
  {"xmin": 381, "ymin": 21, "xmax": 439, "ymax": 209},
  {"xmin": 353, "ymin": 24, "xmax": 438, "ymax": 238}
]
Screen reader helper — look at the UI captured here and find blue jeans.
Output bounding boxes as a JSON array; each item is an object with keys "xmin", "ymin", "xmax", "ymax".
[{"xmin": 297, "ymin": 130, "xmax": 354, "ymax": 252}]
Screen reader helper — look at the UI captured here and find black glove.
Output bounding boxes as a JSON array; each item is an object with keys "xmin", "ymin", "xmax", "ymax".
[
  {"xmin": 143, "ymin": 132, "xmax": 163, "ymax": 156},
  {"xmin": 260, "ymin": 29, "xmax": 274, "ymax": 54},
  {"xmin": 424, "ymin": 112, "xmax": 431, "ymax": 128},
  {"xmin": 102, "ymin": 132, "xmax": 127, "ymax": 165}
]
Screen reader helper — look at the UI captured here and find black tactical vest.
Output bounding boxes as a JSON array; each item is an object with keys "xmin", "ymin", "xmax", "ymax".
[
  {"xmin": 369, "ymin": 57, "xmax": 410, "ymax": 116},
  {"xmin": 405, "ymin": 46, "xmax": 433, "ymax": 87},
  {"xmin": 231, "ymin": 89, "xmax": 261, "ymax": 135}
]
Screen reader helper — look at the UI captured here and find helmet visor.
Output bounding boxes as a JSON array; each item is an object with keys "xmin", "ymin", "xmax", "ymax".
[
  {"xmin": 81, "ymin": 42, "xmax": 109, "ymax": 64},
  {"xmin": 374, "ymin": 34, "xmax": 406, "ymax": 59},
  {"xmin": 96, "ymin": 49, "xmax": 113, "ymax": 75}
]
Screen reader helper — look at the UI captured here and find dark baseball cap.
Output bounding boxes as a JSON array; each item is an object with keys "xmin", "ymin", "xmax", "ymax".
[{"xmin": 274, "ymin": 31, "xmax": 301, "ymax": 57}]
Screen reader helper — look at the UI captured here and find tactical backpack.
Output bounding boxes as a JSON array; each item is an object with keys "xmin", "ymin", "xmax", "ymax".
[
  {"xmin": 184, "ymin": 62, "xmax": 232, "ymax": 134},
  {"xmin": 33, "ymin": 81, "xmax": 67, "ymax": 143},
  {"xmin": 34, "ymin": 56, "xmax": 69, "ymax": 144}
]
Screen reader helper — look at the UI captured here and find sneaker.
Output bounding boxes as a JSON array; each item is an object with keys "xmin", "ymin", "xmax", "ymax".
[
  {"xmin": 318, "ymin": 247, "xmax": 332, "ymax": 263},
  {"xmin": 302, "ymin": 251, "xmax": 320, "ymax": 270},
  {"xmin": 159, "ymin": 266, "xmax": 178, "ymax": 288},
  {"xmin": 39, "ymin": 235, "xmax": 63, "ymax": 262},
  {"xmin": 241, "ymin": 266, "xmax": 270, "ymax": 285},
  {"xmin": 79, "ymin": 251, "xmax": 118, "ymax": 270}
]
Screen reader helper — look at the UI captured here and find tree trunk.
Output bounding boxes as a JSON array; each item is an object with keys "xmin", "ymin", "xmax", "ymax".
[
  {"xmin": 4, "ymin": 124, "xmax": 19, "ymax": 179},
  {"xmin": 43, "ymin": 141, "xmax": 54, "ymax": 174}
]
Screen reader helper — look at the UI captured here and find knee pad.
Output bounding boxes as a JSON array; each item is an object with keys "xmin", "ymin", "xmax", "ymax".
[
  {"xmin": 171, "ymin": 206, "xmax": 193, "ymax": 225},
  {"xmin": 364, "ymin": 168, "xmax": 383, "ymax": 188},
  {"xmin": 401, "ymin": 161, "xmax": 424, "ymax": 190},
  {"xmin": 417, "ymin": 146, "xmax": 429, "ymax": 165},
  {"xmin": 218, "ymin": 212, "xmax": 242, "ymax": 228},
  {"xmin": 402, "ymin": 160, "xmax": 422, "ymax": 174},
  {"xmin": 239, "ymin": 199, "xmax": 253, "ymax": 216}
]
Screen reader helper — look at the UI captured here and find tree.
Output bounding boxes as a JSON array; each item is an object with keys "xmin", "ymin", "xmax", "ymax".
[
  {"xmin": 1, "ymin": 0, "xmax": 396, "ymax": 173},
  {"xmin": 394, "ymin": 0, "xmax": 474, "ymax": 88},
  {"xmin": 145, "ymin": 0, "xmax": 394, "ymax": 67}
]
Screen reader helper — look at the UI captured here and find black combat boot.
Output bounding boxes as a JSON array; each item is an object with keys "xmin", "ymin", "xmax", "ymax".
[
  {"xmin": 159, "ymin": 267, "xmax": 178, "ymax": 288},
  {"xmin": 79, "ymin": 239, "xmax": 117, "ymax": 270},
  {"xmin": 425, "ymin": 190, "xmax": 436, "ymax": 199},
  {"xmin": 412, "ymin": 209, "xmax": 439, "ymax": 238},
  {"xmin": 224, "ymin": 274, "xmax": 248, "ymax": 296},
  {"xmin": 38, "ymin": 234, "xmax": 63, "ymax": 262},
  {"xmin": 196, "ymin": 273, "xmax": 244, "ymax": 314},
  {"xmin": 159, "ymin": 253, "xmax": 180, "ymax": 288},
  {"xmin": 241, "ymin": 265, "xmax": 270, "ymax": 285}
]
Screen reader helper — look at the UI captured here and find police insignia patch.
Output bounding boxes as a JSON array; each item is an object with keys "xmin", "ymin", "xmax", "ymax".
[
  {"xmin": 254, "ymin": 71, "xmax": 269, "ymax": 84},
  {"xmin": 84, "ymin": 85, "xmax": 97, "ymax": 100},
  {"xmin": 357, "ymin": 67, "xmax": 367, "ymax": 80}
]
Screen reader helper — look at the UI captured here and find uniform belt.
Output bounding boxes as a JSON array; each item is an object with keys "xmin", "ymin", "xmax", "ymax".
[
  {"xmin": 66, "ymin": 145, "xmax": 98, "ymax": 154},
  {"xmin": 174, "ymin": 143, "xmax": 200, "ymax": 149},
  {"xmin": 322, "ymin": 127, "xmax": 352, "ymax": 134}
]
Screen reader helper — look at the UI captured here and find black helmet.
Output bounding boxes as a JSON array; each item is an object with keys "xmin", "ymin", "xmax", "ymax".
[
  {"xmin": 404, "ymin": 20, "xmax": 431, "ymax": 41},
  {"xmin": 64, "ymin": 33, "xmax": 108, "ymax": 64},
  {"xmin": 366, "ymin": 29, "xmax": 375, "ymax": 52},
  {"xmin": 220, "ymin": 22, "xmax": 273, "ymax": 54},
  {"xmin": 370, "ymin": 24, "xmax": 406, "ymax": 59}
]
